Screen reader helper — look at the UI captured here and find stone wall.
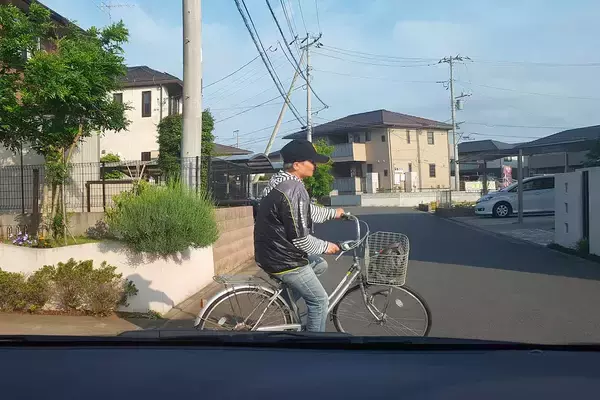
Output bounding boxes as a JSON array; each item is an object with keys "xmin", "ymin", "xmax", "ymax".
[{"xmin": 213, "ymin": 206, "xmax": 254, "ymax": 275}]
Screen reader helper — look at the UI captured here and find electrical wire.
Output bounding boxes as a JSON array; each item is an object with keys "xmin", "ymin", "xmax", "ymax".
[
  {"xmin": 296, "ymin": 0, "xmax": 308, "ymax": 34},
  {"xmin": 203, "ymin": 55, "xmax": 260, "ymax": 89},
  {"xmin": 320, "ymin": 45, "xmax": 439, "ymax": 62},
  {"xmin": 312, "ymin": 68, "xmax": 441, "ymax": 84},
  {"xmin": 266, "ymin": 0, "xmax": 328, "ymax": 108},
  {"xmin": 233, "ymin": 0, "xmax": 305, "ymax": 124},
  {"xmin": 315, "ymin": 0, "xmax": 322, "ymax": 33},
  {"xmin": 456, "ymin": 80, "xmax": 600, "ymax": 101},
  {"xmin": 312, "ymin": 51, "xmax": 440, "ymax": 68}
]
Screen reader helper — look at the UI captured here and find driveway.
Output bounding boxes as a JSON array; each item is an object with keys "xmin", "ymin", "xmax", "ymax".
[{"xmin": 314, "ymin": 208, "xmax": 600, "ymax": 344}]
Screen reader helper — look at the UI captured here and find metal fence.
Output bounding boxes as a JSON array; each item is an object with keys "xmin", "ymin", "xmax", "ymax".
[{"xmin": 0, "ymin": 156, "xmax": 253, "ymax": 214}]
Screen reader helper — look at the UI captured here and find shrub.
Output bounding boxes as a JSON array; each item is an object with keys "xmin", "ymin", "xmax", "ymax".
[
  {"xmin": 52, "ymin": 259, "xmax": 92, "ymax": 311},
  {"xmin": 106, "ymin": 182, "xmax": 219, "ymax": 255},
  {"xmin": 26, "ymin": 266, "xmax": 55, "ymax": 312},
  {"xmin": 85, "ymin": 219, "xmax": 111, "ymax": 240},
  {"xmin": 83, "ymin": 262, "xmax": 136, "ymax": 316},
  {"xmin": 101, "ymin": 153, "xmax": 125, "ymax": 180},
  {"xmin": 0, "ymin": 270, "xmax": 28, "ymax": 312}
]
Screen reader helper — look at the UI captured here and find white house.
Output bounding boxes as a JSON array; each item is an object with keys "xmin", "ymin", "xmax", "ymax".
[{"xmin": 101, "ymin": 66, "xmax": 183, "ymax": 161}]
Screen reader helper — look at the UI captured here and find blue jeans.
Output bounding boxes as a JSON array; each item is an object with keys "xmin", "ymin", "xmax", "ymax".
[{"xmin": 275, "ymin": 256, "xmax": 329, "ymax": 332}]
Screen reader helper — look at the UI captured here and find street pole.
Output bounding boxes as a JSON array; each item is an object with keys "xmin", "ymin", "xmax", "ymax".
[
  {"xmin": 449, "ymin": 58, "xmax": 459, "ymax": 191},
  {"xmin": 181, "ymin": 0, "xmax": 203, "ymax": 190},
  {"xmin": 517, "ymin": 148, "xmax": 524, "ymax": 224},
  {"xmin": 234, "ymin": 130, "xmax": 240, "ymax": 148},
  {"xmin": 305, "ymin": 37, "xmax": 312, "ymax": 142}
]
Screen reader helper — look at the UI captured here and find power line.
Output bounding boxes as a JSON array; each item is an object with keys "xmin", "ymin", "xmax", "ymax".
[
  {"xmin": 318, "ymin": 46, "xmax": 437, "ymax": 63},
  {"xmin": 313, "ymin": 68, "xmax": 441, "ymax": 84},
  {"xmin": 314, "ymin": 0, "xmax": 322, "ymax": 33},
  {"xmin": 203, "ymin": 55, "xmax": 260, "ymax": 89},
  {"xmin": 457, "ymin": 80, "xmax": 600, "ymax": 101},
  {"xmin": 313, "ymin": 51, "xmax": 440, "ymax": 68},
  {"xmin": 215, "ymin": 94, "xmax": 286, "ymax": 123},
  {"xmin": 465, "ymin": 121, "xmax": 572, "ymax": 130},
  {"xmin": 320, "ymin": 45, "xmax": 438, "ymax": 62},
  {"xmin": 280, "ymin": 0, "xmax": 300, "ymax": 56},
  {"xmin": 233, "ymin": 0, "xmax": 305, "ymax": 124},
  {"xmin": 296, "ymin": 0, "xmax": 308, "ymax": 34},
  {"xmin": 266, "ymin": 0, "xmax": 328, "ymax": 108}
]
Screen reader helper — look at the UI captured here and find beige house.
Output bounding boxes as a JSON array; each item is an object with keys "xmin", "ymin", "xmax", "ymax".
[
  {"xmin": 284, "ymin": 109, "xmax": 453, "ymax": 193},
  {"xmin": 101, "ymin": 66, "xmax": 184, "ymax": 160}
]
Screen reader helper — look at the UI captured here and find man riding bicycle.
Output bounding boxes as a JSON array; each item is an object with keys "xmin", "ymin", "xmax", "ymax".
[{"xmin": 254, "ymin": 139, "xmax": 344, "ymax": 332}]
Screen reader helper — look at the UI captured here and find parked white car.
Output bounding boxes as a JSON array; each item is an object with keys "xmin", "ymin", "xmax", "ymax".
[{"xmin": 475, "ymin": 175, "xmax": 555, "ymax": 218}]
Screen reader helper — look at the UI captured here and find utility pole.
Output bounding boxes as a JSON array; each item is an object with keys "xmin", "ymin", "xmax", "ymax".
[
  {"xmin": 181, "ymin": 0, "xmax": 203, "ymax": 190},
  {"xmin": 300, "ymin": 34, "xmax": 321, "ymax": 142},
  {"xmin": 439, "ymin": 55, "xmax": 470, "ymax": 191},
  {"xmin": 234, "ymin": 130, "xmax": 240, "ymax": 148},
  {"xmin": 252, "ymin": 50, "xmax": 306, "ymax": 184}
]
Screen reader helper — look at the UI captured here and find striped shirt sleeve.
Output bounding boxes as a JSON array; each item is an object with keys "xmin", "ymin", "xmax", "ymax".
[
  {"xmin": 310, "ymin": 203, "xmax": 337, "ymax": 223},
  {"xmin": 292, "ymin": 235, "xmax": 330, "ymax": 255}
]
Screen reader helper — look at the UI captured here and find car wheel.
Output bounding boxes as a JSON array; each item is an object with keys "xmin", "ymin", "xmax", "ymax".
[{"xmin": 492, "ymin": 202, "xmax": 512, "ymax": 218}]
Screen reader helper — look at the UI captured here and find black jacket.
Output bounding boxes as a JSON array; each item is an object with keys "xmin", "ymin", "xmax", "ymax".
[{"xmin": 254, "ymin": 172, "xmax": 336, "ymax": 274}]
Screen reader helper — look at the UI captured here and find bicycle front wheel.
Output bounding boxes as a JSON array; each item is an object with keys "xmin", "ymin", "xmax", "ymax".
[
  {"xmin": 332, "ymin": 284, "xmax": 431, "ymax": 336},
  {"xmin": 196, "ymin": 287, "xmax": 293, "ymax": 331}
]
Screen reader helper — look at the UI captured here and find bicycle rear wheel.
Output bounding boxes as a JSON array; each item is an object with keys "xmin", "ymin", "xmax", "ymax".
[
  {"xmin": 332, "ymin": 283, "xmax": 431, "ymax": 336},
  {"xmin": 196, "ymin": 287, "xmax": 294, "ymax": 331}
]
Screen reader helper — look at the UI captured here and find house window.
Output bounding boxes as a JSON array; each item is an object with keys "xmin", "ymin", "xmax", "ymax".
[
  {"xmin": 381, "ymin": 135, "xmax": 386, "ymax": 142},
  {"xmin": 384, "ymin": 169, "xmax": 388, "ymax": 177},
  {"xmin": 406, "ymin": 130, "xmax": 411, "ymax": 144},
  {"xmin": 113, "ymin": 93, "xmax": 123, "ymax": 104},
  {"xmin": 169, "ymin": 96, "xmax": 181, "ymax": 116},
  {"xmin": 142, "ymin": 91, "xmax": 152, "ymax": 118},
  {"xmin": 427, "ymin": 131, "xmax": 435, "ymax": 145},
  {"xmin": 429, "ymin": 164, "xmax": 436, "ymax": 177},
  {"xmin": 408, "ymin": 163, "xmax": 412, "ymax": 172},
  {"xmin": 367, "ymin": 164, "xmax": 373, "ymax": 173},
  {"xmin": 365, "ymin": 132, "xmax": 371, "ymax": 142}
]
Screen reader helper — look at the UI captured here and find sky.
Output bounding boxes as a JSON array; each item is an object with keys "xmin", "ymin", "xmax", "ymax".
[{"xmin": 42, "ymin": 0, "xmax": 600, "ymax": 153}]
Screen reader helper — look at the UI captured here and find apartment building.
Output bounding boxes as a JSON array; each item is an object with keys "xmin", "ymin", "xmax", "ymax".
[{"xmin": 283, "ymin": 109, "xmax": 453, "ymax": 192}]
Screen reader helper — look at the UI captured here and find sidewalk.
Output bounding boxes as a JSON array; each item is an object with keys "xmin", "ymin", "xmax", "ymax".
[
  {"xmin": 448, "ymin": 215, "xmax": 555, "ymax": 247},
  {"xmin": 0, "ymin": 260, "xmax": 260, "ymax": 336}
]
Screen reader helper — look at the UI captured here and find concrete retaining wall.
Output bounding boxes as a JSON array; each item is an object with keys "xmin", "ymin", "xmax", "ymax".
[
  {"xmin": 360, "ymin": 191, "xmax": 481, "ymax": 207},
  {"xmin": 0, "ymin": 212, "xmax": 104, "ymax": 237},
  {"xmin": 0, "ymin": 241, "xmax": 214, "ymax": 315},
  {"xmin": 213, "ymin": 206, "xmax": 254, "ymax": 275},
  {"xmin": 554, "ymin": 171, "xmax": 584, "ymax": 249}
]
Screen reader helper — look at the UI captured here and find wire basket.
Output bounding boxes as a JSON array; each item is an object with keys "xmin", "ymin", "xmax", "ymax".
[{"xmin": 364, "ymin": 231, "xmax": 410, "ymax": 286}]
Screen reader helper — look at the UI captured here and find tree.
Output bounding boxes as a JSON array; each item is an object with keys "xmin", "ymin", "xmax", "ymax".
[
  {"xmin": 157, "ymin": 110, "xmax": 215, "ymax": 190},
  {"xmin": 0, "ymin": 1, "xmax": 130, "ymax": 157},
  {"xmin": 584, "ymin": 140, "xmax": 600, "ymax": 167},
  {"xmin": 0, "ymin": 1, "xmax": 130, "ymax": 236},
  {"xmin": 100, "ymin": 153, "xmax": 124, "ymax": 180},
  {"xmin": 303, "ymin": 139, "xmax": 335, "ymax": 199}
]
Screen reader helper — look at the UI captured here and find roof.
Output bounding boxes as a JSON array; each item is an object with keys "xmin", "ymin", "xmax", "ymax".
[
  {"xmin": 457, "ymin": 125, "xmax": 600, "ymax": 163},
  {"xmin": 516, "ymin": 125, "xmax": 600, "ymax": 149},
  {"xmin": 458, "ymin": 140, "xmax": 515, "ymax": 154},
  {"xmin": 122, "ymin": 66, "xmax": 183, "ymax": 88},
  {"xmin": 283, "ymin": 109, "xmax": 453, "ymax": 139},
  {"xmin": 213, "ymin": 143, "xmax": 252, "ymax": 156},
  {"xmin": 214, "ymin": 154, "xmax": 283, "ymax": 174}
]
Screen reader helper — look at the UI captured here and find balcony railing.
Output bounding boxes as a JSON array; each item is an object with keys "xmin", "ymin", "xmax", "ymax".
[{"xmin": 331, "ymin": 143, "xmax": 367, "ymax": 162}]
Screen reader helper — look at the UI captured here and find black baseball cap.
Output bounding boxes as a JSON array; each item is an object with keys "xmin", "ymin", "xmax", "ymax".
[{"xmin": 280, "ymin": 139, "xmax": 330, "ymax": 164}]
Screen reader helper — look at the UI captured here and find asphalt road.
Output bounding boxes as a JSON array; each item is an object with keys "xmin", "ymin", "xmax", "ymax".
[{"xmin": 314, "ymin": 207, "xmax": 600, "ymax": 344}]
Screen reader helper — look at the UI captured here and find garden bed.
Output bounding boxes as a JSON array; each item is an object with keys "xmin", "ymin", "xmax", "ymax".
[{"xmin": 0, "ymin": 241, "xmax": 214, "ymax": 314}]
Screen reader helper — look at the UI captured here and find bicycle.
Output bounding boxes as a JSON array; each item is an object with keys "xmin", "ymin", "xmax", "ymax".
[{"xmin": 194, "ymin": 213, "xmax": 432, "ymax": 336}]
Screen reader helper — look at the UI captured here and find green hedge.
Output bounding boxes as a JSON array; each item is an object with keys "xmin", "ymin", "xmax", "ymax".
[
  {"xmin": 106, "ymin": 181, "xmax": 219, "ymax": 255},
  {"xmin": 0, "ymin": 259, "xmax": 137, "ymax": 315}
]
